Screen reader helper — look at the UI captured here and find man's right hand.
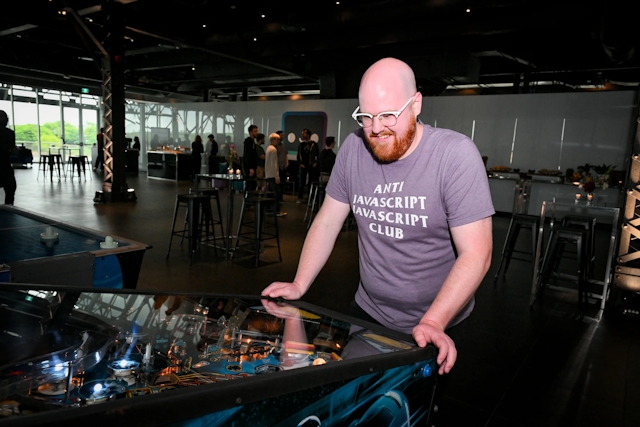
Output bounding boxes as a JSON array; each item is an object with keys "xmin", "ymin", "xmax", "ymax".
[{"xmin": 261, "ymin": 281, "xmax": 305, "ymax": 300}]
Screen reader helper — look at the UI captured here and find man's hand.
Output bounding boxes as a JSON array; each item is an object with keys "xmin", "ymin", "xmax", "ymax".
[
  {"xmin": 276, "ymin": 176, "xmax": 281, "ymax": 184},
  {"xmin": 249, "ymin": 168, "xmax": 255, "ymax": 177},
  {"xmin": 261, "ymin": 281, "xmax": 304, "ymax": 300},
  {"xmin": 412, "ymin": 321, "xmax": 457, "ymax": 375}
]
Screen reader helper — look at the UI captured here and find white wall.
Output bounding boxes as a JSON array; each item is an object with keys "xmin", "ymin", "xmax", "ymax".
[{"xmin": 165, "ymin": 90, "xmax": 637, "ymax": 171}]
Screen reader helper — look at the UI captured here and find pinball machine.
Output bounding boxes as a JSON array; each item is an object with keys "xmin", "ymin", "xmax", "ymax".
[{"xmin": 0, "ymin": 285, "xmax": 438, "ymax": 426}]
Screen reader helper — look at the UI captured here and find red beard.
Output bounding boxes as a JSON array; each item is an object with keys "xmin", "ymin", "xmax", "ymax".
[{"xmin": 365, "ymin": 116, "xmax": 417, "ymax": 163}]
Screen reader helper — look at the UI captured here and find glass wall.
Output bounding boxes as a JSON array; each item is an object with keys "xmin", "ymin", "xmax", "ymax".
[
  {"xmin": 12, "ymin": 86, "xmax": 39, "ymax": 159},
  {"xmin": 0, "ymin": 84, "xmax": 101, "ymax": 163}
]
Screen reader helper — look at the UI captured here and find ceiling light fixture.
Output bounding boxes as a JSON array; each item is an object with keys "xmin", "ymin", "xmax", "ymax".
[
  {"xmin": 261, "ymin": 14, "xmax": 265, "ymax": 18},
  {"xmin": 253, "ymin": 38, "xmax": 257, "ymax": 41},
  {"xmin": 202, "ymin": 24, "xmax": 206, "ymax": 28},
  {"xmin": 192, "ymin": 65, "xmax": 195, "ymax": 70},
  {"xmin": 466, "ymin": 8, "xmax": 470, "ymax": 12}
]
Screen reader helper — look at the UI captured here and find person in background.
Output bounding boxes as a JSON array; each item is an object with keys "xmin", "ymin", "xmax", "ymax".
[
  {"xmin": 262, "ymin": 58, "xmax": 494, "ymax": 385},
  {"xmin": 319, "ymin": 136, "xmax": 336, "ymax": 182},
  {"xmin": 275, "ymin": 130, "xmax": 288, "ymax": 198},
  {"xmin": 191, "ymin": 135, "xmax": 204, "ymax": 179},
  {"xmin": 308, "ymin": 135, "xmax": 320, "ymax": 186},
  {"xmin": 0, "ymin": 110, "xmax": 17, "ymax": 205},
  {"xmin": 296, "ymin": 128, "xmax": 312, "ymax": 203},
  {"xmin": 266, "ymin": 133, "xmax": 286, "ymax": 217},
  {"xmin": 132, "ymin": 136, "xmax": 141, "ymax": 150},
  {"xmin": 93, "ymin": 127, "xmax": 104, "ymax": 171},
  {"xmin": 243, "ymin": 125, "xmax": 259, "ymax": 191},
  {"xmin": 255, "ymin": 133, "xmax": 266, "ymax": 191},
  {"xmin": 206, "ymin": 134, "xmax": 219, "ymax": 174}
]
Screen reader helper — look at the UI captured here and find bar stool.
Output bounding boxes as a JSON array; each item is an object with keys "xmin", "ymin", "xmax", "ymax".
[
  {"xmin": 232, "ymin": 196, "xmax": 282, "ymax": 267},
  {"xmin": 37, "ymin": 154, "xmax": 63, "ymax": 181},
  {"xmin": 494, "ymin": 214, "xmax": 540, "ymax": 282},
  {"xmin": 307, "ymin": 181, "xmax": 327, "ymax": 229},
  {"xmin": 535, "ymin": 226, "xmax": 589, "ymax": 312},
  {"xmin": 189, "ymin": 187, "xmax": 225, "ymax": 253},
  {"xmin": 304, "ymin": 181, "xmax": 327, "ymax": 224},
  {"xmin": 167, "ymin": 194, "xmax": 214, "ymax": 264},
  {"xmin": 67, "ymin": 155, "xmax": 91, "ymax": 181},
  {"xmin": 558, "ymin": 215, "xmax": 596, "ymax": 280}
]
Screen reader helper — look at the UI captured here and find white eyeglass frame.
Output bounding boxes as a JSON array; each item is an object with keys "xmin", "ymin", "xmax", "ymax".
[{"xmin": 351, "ymin": 95, "xmax": 415, "ymax": 128}]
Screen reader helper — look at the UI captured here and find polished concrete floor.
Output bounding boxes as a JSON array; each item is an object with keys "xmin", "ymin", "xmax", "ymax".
[{"xmin": 4, "ymin": 166, "xmax": 640, "ymax": 427}]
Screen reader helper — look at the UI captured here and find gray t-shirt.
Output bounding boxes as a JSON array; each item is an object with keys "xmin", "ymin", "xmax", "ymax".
[{"xmin": 326, "ymin": 124, "xmax": 495, "ymax": 334}]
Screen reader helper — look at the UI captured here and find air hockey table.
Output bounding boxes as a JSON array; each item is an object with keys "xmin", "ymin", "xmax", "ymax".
[
  {"xmin": 0, "ymin": 205, "xmax": 149, "ymax": 289},
  {"xmin": 0, "ymin": 285, "xmax": 438, "ymax": 426}
]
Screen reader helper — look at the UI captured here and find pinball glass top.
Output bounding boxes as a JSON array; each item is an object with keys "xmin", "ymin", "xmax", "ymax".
[{"xmin": 0, "ymin": 287, "xmax": 424, "ymax": 415}]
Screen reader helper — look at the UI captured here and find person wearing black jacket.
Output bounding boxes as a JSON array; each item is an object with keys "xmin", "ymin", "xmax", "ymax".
[
  {"xmin": 206, "ymin": 134, "xmax": 219, "ymax": 174},
  {"xmin": 0, "ymin": 110, "xmax": 16, "ymax": 205},
  {"xmin": 243, "ymin": 124, "xmax": 259, "ymax": 191},
  {"xmin": 191, "ymin": 135, "xmax": 204, "ymax": 178},
  {"xmin": 296, "ymin": 128, "xmax": 313, "ymax": 203},
  {"xmin": 319, "ymin": 136, "xmax": 336, "ymax": 181}
]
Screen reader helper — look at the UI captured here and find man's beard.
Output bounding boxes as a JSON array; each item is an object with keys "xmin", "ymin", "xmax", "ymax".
[{"xmin": 365, "ymin": 117, "xmax": 417, "ymax": 163}]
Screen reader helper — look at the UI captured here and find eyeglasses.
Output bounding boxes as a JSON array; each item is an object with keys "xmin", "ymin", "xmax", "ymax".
[{"xmin": 351, "ymin": 96, "xmax": 415, "ymax": 128}]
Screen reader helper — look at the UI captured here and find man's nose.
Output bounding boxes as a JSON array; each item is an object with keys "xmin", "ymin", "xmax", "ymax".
[{"xmin": 371, "ymin": 116, "xmax": 386, "ymax": 134}]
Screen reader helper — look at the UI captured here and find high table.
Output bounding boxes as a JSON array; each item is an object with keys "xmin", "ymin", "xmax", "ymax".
[
  {"xmin": 530, "ymin": 198, "xmax": 621, "ymax": 318},
  {"xmin": 195, "ymin": 173, "xmax": 248, "ymax": 259}
]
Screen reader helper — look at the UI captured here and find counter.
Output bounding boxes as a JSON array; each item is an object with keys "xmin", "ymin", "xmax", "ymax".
[{"xmin": 147, "ymin": 150, "xmax": 192, "ymax": 181}]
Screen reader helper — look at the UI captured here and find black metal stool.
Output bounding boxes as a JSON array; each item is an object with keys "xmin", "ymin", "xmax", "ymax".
[
  {"xmin": 189, "ymin": 187, "xmax": 225, "ymax": 254},
  {"xmin": 559, "ymin": 215, "xmax": 596, "ymax": 280},
  {"xmin": 167, "ymin": 194, "xmax": 214, "ymax": 264},
  {"xmin": 494, "ymin": 214, "xmax": 540, "ymax": 282},
  {"xmin": 304, "ymin": 181, "xmax": 327, "ymax": 226},
  {"xmin": 535, "ymin": 226, "xmax": 589, "ymax": 312},
  {"xmin": 67, "ymin": 155, "xmax": 91, "ymax": 181},
  {"xmin": 232, "ymin": 196, "xmax": 282, "ymax": 267},
  {"xmin": 37, "ymin": 154, "xmax": 63, "ymax": 181}
]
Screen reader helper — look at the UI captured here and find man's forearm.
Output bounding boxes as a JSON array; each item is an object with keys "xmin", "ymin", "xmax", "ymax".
[{"xmin": 420, "ymin": 248, "xmax": 491, "ymax": 329}]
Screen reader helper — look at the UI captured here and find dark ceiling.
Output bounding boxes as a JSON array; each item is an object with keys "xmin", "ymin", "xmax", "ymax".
[{"xmin": 0, "ymin": 0, "xmax": 638, "ymax": 102}]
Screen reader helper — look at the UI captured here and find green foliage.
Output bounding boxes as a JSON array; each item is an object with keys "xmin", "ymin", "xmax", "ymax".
[{"xmin": 14, "ymin": 121, "xmax": 84, "ymax": 145}]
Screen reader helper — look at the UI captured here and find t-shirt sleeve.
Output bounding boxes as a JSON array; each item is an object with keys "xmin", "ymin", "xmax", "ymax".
[
  {"xmin": 325, "ymin": 135, "xmax": 353, "ymax": 205},
  {"xmin": 442, "ymin": 137, "xmax": 495, "ymax": 228}
]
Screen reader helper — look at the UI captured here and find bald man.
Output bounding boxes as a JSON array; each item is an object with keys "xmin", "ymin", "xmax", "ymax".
[{"xmin": 262, "ymin": 58, "xmax": 494, "ymax": 375}]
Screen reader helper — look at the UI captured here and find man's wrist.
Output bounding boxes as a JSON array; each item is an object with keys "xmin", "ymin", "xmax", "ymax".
[{"xmin": 420, "ymin": 318, "xmax": 445, "ymax": 331}]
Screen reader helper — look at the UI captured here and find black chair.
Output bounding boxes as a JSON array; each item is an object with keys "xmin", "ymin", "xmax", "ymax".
[
  {"xmin": 232, "ymin": 196, "xmax": 282, "ymax": 267},
  {"xmin": 558, "ymin": 215, "xmax": 597, "ymax": 280},
  {"xmin": 494, "ymin": 214, "xmax": 540, "ymax": 282},
  {"xmin": 535, "ymin": 226, "xmax": 590, "ymax": 312},
  {"xmin": 167, "ymin": 194, "xmax": 214, "ymax": 264},
  {"xmin": 189, "ymin": 187, "xmax": 225, "ymax": 254},
  {"xmin": 67, "ymin": 155, "xmax": 91, "ymax": 181},
  {"xmin": 37, "ymin": 154, "xmax": 63, "ymax": 181},
  {"xmin": 305, "ymin": 181, "xmax": 327, "ymax": 229}
]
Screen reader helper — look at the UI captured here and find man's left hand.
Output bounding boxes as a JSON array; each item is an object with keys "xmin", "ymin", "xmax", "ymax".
[{"xmin": 412, "ymin": 322, "xmax": 457, "ymax": 375}]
